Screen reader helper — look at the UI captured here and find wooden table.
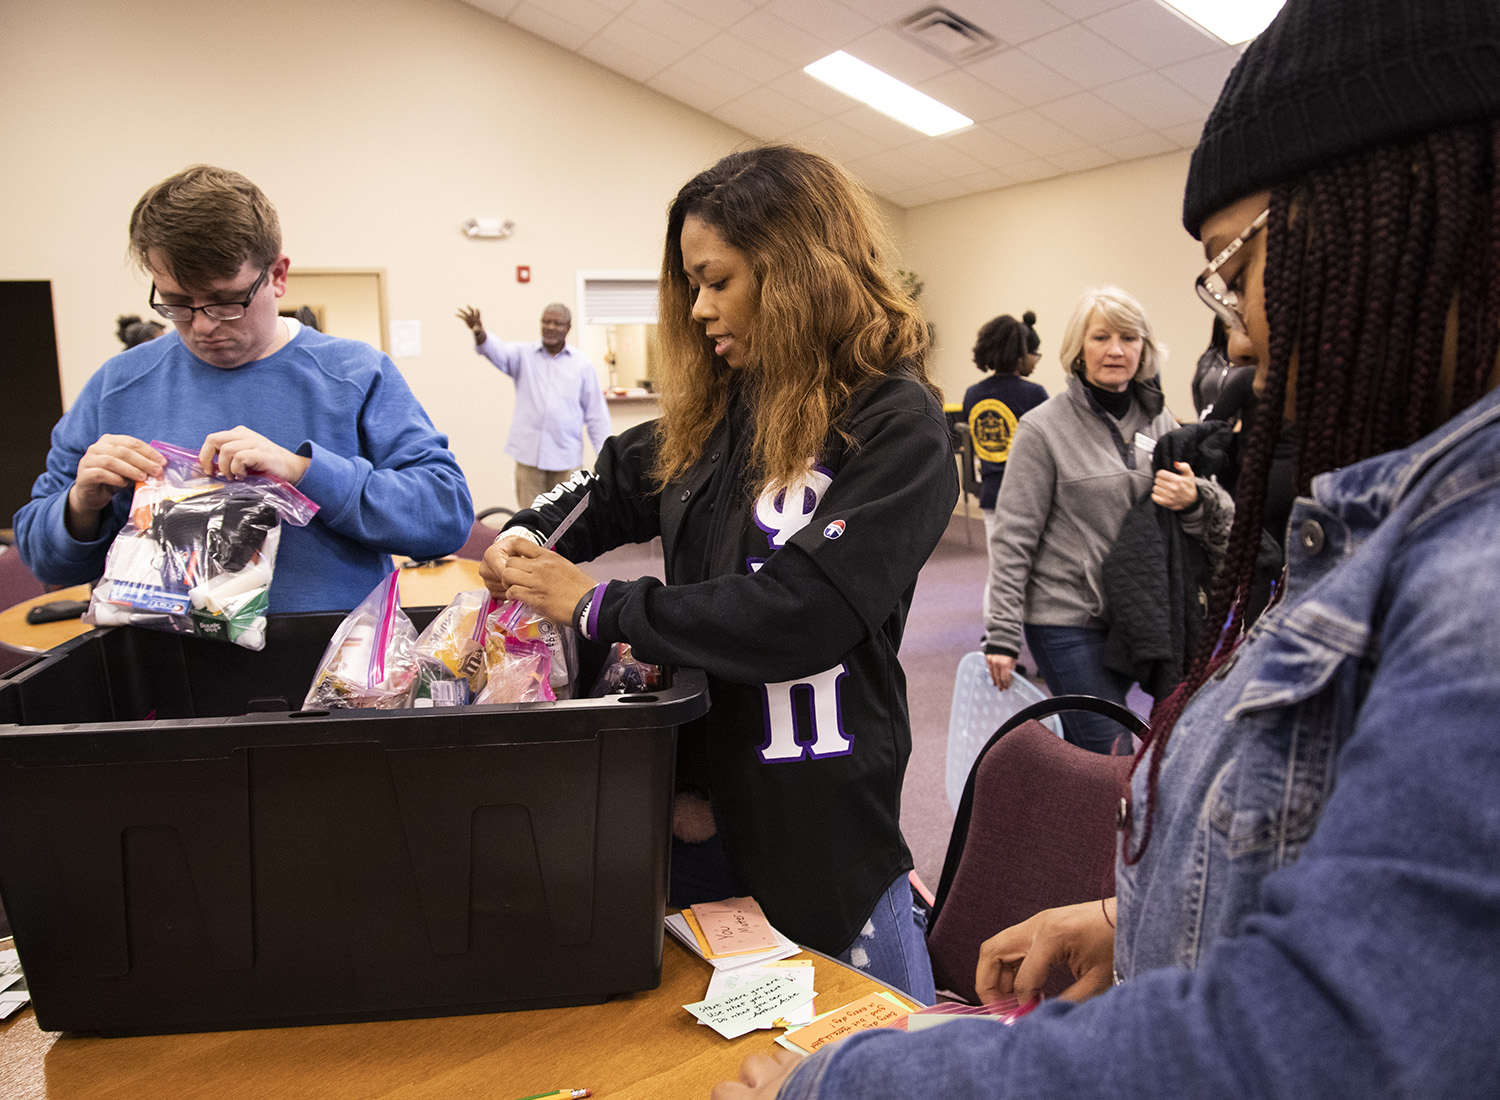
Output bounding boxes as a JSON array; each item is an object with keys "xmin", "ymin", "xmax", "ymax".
[
  {"xmin": 0, "ymin": 934, "xmax": 914, "ymax": 1100},
  {"xmin": 0, "ymin": 560, "xmax": 487, "ymax": 655}
]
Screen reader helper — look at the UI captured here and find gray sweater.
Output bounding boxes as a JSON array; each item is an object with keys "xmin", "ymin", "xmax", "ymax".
[{"xmin": 984, "ymin": 374, "xmax": 1231, "ymax": 656}]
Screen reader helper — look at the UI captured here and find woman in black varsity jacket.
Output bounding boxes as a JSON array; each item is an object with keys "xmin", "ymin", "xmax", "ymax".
[{"xmin": 479, "ymin": 145, "xmax": 958, "ymax": 1001}]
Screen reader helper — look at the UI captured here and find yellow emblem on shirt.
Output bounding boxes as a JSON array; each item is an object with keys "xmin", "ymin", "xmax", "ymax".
[{"xmin": 969, "ymin": 399, "xmax": 1019, "ymax": 464}]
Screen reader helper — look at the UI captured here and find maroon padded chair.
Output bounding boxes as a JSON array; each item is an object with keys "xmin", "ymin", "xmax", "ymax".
[{"xmin": 925, "ymin": 695, "xmax": 1143, "ymax": 1004}]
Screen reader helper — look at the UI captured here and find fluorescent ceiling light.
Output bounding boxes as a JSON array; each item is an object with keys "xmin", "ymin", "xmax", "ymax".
[
  {"xmin": 1157, "ymin": 0, "xmax": 1286, "ymax": 45},
  {"xmin": 804, "ymin": 51, "xmax": 972, "ymax": 138}
]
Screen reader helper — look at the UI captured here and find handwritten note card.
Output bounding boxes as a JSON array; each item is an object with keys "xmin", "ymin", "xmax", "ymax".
[
  {"xmin": 779, "ymin": 991, "xmax": 912, "ymax": 1053},
  {"xmin": 689, "ymin": 897, "xmax": 781, "ymax": 956},
  {"xmin": 704, "ymin": 959, "xmax": 816, "ymax": 1029},
  {"xmin": 684, "ymin": 973, "xmax": 818, "ymax": 1040}
]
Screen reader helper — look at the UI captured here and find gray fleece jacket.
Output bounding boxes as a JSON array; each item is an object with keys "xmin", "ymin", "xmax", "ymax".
[{"xmin": 983, "ymin": 373, "xmax": 1231, "ymax": 657}]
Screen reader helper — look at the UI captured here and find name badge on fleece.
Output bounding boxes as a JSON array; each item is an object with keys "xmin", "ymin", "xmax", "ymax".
[{"xmin": 1134, "ymin": 431, "xmax": 1157, "ymax": 457}]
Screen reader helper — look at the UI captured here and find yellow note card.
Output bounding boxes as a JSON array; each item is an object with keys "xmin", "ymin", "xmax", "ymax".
[
  {"xmin": 780, "ymin": 991, "xmax": 912, "ymax": 1053},
  {"xmin": 689, "ymin": 896, "xmax": 781, "ymax": 957}
]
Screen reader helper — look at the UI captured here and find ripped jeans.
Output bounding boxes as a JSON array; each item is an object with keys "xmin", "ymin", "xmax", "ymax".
[{"xmin": 834, "ymin": 874, "xmax": 936, "ymax": 1005}]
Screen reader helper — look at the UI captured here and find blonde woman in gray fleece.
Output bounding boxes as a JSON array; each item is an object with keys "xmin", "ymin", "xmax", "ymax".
[{"xmin": 983, "ymin": 286, "xmax": 1231, "ymax": 752}]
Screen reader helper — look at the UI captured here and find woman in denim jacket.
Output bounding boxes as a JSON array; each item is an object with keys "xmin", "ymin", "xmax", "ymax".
[{"xmin": 714, "ymin": 0, "xmax": 1500, "ymax": 1097}]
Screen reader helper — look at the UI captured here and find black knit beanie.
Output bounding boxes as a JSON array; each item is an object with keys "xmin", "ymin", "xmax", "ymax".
[{"xmin": 1182, "ymin": 0, "xmax": 1500, "ymax": 238}]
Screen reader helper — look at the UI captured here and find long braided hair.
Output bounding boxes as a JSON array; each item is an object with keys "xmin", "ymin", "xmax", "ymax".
[{"xmin": 1126, "ymin": 120, "xmax": 1500, "ymax": 864}]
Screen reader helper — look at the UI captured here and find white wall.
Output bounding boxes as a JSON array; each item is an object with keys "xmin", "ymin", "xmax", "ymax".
[{"xmin": 0, "ymin": 0, "xmax": 749, "ymax": 512}]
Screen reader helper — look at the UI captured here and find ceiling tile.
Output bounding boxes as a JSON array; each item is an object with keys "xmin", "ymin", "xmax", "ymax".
[
  {"xmin": 647, "ymin": 55, "xmax": 757, "ymax": 112},
  {"xmin": 917, "ymin": 68, "xmax": 1023, "ymax": 124},
  {"xmin": 1084, "ymin": 0, "xmax": 1222, "ymax": 66},
  {"xmin": 700, "ymin": 30, "xmax": 798, "ymax": 83},
  {"xmin": 869, "ymin": 147, "xmax": 949, "ymax": 189},
  {"xmin": 656, "ymin": 0, "xmax": 757, "ymax": 28},
  {"xmin": 1159, "ymin": 47, "xmax": 1240, "ymax": 104},
  {"xmin": 763, "ymin": 0, "xmax": 877, "ymax": 49},
  {"xmin": 1048, "ymin": 145, "xmax": 1120, "ymax": 173},
  {"xmin": 911, "ymin": 138, "xmax": 991, "ymax": 180},
  {"xmin": 844, "ymin": 158, "xmax": 913, "ymax": 195},
  {"xmin": 945, "ymin": 123, "xmax": 1034, "ymax": 168},
  {"xmin": 457, "ymin": 0, "xmax": 1248, "ymax": 209},
  {"xmin": 712, "ymin": 94, "xmax": 794, "ymax": 139},
  {"xmin": 732, "ymin": 9, "xmax": 834, "ymax": 67},
  {"xmin": 619, "ymin": 0, "xmax": 720, "ymax": 49},
  {"xmin": 506, "ymin": 2, "xmax": 601, "ymax": 50},
  {"xmin": 838, "ymin": 102, "xmax": 937, "ymax": 146},
  {"xmin": 960, "ymin": 166, "xmax": 1023, "ymax": 194},
  {"xmin": 749, "ymin": 85, "xmax": 831, "ymax": 136},
  {"xmin": 1098, "ymin": 70, "xmax": 1208, "ymax": 129},
  {"xmin": 786, "ymin": 118, "xmax": 890, "ymax": 163},
  {"xmin": 1044, "ymin": 0, "xmax": 1131, "ymax": 17},
  {"xmin": 1035, "ymin": 91, "xmax": 1149, "ymax": 143},
  {"xmin": 848, "ymin": 0, "xmax": 944, "ymax": 22},
  {"xmin": 965, "ymin": 47, "xmax": 1081, "ymax": 108},
  {"xmin": 993, "ymin": 107, "xmax": 1089, "ymax": 157},
  {"xmin": 769, "ymin": 69, "xmax": 867, "ymax": 117},
  {"xmin": 511, "ymin": 0, "xmax": 617, "ymax": 38},
  {"xmin": 594, "ymin": 16, "xmax": 694, "ymax": 62},
  {"xmin": 941, "ymin": 0, "xmax": 1072, "ymax": 46},
  {"xmin": 1159, "ymin": 119, "xmax": 1207, "ymax": 147},
  {"xmin": 1100, "ymin": 129, "xmax": 1180, "ymax": 160},
  {"xmin": 462, "ymin": 0, "xmax": 523, "ymax": 18},
  {"xmin": 577, "ymin": 33, "xmax": 668, "ymax": 82},
  {"xmin": 1006, "ymin": 158, "xmax": 1067, "ymax": 184},
  {"xmin": 1020, "ymin": 23, "xmax": 1148, "ymax": 86},
  {"xmin": 895, "ymin": 177, "xmax": 976, "ymax": 208},
  {"xmin": 843, "ymin": 26, "xmax": 953, "ymax": 85}
]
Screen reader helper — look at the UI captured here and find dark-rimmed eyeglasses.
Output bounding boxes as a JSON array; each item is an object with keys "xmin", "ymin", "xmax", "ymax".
[
  {"xmin": 1195, "ymin": 208, "xmax": 1268, "ymax": 332},
  {"xmin": 150, "ymin": 266, "xmax": 270, "ymax": 322}
]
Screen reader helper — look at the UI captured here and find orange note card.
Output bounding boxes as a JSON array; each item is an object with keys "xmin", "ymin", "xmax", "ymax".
[
  {"xmin": 781, "ymin": 992, "xmax": 912, "ymax": 1053},
  {"xmin": 689, "ymin": 897, "xmax": 781, "ymax": 956}
]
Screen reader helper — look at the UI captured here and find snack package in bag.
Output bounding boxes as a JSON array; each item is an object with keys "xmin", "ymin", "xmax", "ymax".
[
  {"xmin": 591, "ymin": 642, "xmax": 662, "ymax": 696},
  {"xmin": 302, "ymin": 572, "xmax": 418, "ymax": 710},
  {"xmin": 87, "ymin": 440, "xmax": 318, "ymax": 650},
  {"xmin": 473, "ymin": 635, "xmax": 556, "ymax": 704},
  {"xmin": 408, "ymin": 589, "xmax": 497, "ymax": 708},
  {"xmin": 490, "ymin": 597, "xmax": 576, "ymax": 699}
]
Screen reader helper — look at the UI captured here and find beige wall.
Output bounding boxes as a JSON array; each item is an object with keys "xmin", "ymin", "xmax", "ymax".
[
  {"xmin": 905, "ymin": 151, "xmax": 1210, "ymax": 423},
  {"xmin": 0, "ymin": 0, "xmax": 747, "ymax": 512},
  {"xmin": 3, "ymin": 0, "xmax": 1212, "ymax": 518}
]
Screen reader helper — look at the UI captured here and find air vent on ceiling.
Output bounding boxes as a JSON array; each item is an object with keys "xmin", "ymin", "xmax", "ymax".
[{"xmin": 898, "ymin": 7, "xmax": 1001, "ymax": 63}]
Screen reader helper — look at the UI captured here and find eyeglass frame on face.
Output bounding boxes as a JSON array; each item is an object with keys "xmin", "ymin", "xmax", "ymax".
[
  {"xmin": 150, "ymin": 265, "xmax": 271, "ymax": 323},
  {"xmin": 1195, "ymin": 207, "xmax": 1269, "ymax": 332}
]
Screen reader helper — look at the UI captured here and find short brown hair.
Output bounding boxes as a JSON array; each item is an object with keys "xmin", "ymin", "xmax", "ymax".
[{"xmin": 128, "ymin": 165, "xmax": 281, "ymax": 287}]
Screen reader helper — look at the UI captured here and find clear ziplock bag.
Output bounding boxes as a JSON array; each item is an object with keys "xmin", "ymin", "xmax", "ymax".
[
  {"xmin": 302, "ymin": 571, "xmax": 419, "ymax": 710},
  {"xmin": 87, "ymin": 440, "xmax": 318, "ymax": 650},
  {"xmin": 408, "ymin": 589, "xmax": 498, "ymax": 707}
]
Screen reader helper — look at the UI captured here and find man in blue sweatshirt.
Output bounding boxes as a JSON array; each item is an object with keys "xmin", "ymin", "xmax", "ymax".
[{"xmin": 13, "ymin": 165, "xmax": 473, "ymax": 613}]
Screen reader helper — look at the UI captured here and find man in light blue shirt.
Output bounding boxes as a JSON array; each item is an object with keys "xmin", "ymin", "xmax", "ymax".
[{"xmin": 457, "ymin": 301, "xmax": 611, "ymax": 508}]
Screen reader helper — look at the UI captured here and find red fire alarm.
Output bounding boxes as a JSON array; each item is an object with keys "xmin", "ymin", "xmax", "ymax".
[{"xmin": 516, "ymin": 265, "xmax": 531, "ymax": 283}]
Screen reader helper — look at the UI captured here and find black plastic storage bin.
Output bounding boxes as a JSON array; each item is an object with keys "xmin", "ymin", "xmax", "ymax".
[{"xmin": 0, "ymin": 611, "xmax": 708, "ymax": 1035}]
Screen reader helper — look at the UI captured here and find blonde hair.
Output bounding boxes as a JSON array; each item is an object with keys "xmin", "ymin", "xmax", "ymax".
[
  {"xmin": 653, "ymin": 144, "xmax": 931, "ymax": 494},
  {"xmin": 1058, "ymin": 286, "xmax": 1162, "ymax": 382}
]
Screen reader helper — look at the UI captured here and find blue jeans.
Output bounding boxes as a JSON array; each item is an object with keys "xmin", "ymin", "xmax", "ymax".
[
  {"xmin": 1023, "ymin": 623, "xmax": 1136, "ymax": 753},
  {"xmin": 834, "ymin": 874, "xmax": 935, "ymax": 1005}
]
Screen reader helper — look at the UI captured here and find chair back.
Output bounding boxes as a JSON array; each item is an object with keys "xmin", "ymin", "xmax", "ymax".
[
  {"xmin": 926, "ymin": 695, "xmax": 1142, "ymax": 1003},
  {"xmin": 0, "ymin": 547, "xmax": 46, "ymax": 611}
]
